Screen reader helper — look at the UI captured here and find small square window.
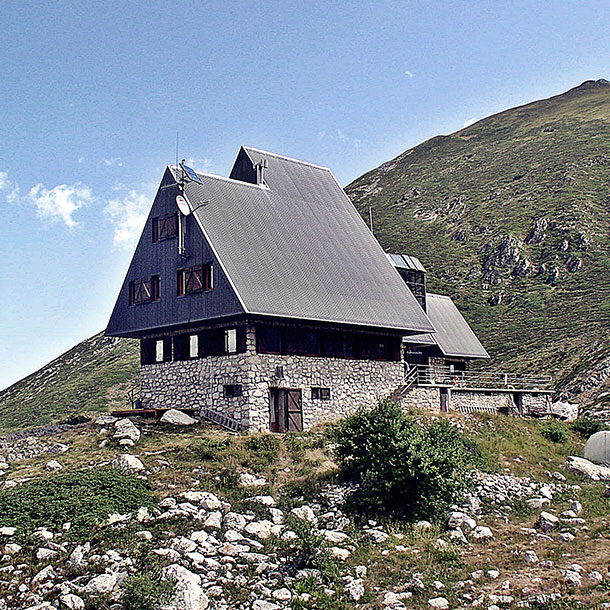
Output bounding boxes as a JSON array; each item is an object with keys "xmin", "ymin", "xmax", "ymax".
[
  {"xmin": 311, "ymin": 387, "xmax": 331, "ymax": 400},
  {"xmin": 224, "ymin": 384, "xmax": 243, "ymax": 398}
]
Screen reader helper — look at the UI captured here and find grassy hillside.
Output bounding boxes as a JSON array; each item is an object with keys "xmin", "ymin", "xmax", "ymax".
[
  {"xmin": 0, "ymin": 333, "xmax": 138, "ymax": 433},
  {"xmin": 347, "ymin": 79, "xmax": 610, "ymax": 404}
]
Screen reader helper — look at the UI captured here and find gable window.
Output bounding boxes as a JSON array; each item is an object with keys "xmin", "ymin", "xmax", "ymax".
[
  {"xmin": 152, "ymin": 213, "xmax": 178, "ymax": 243},
  {"xmin": 311, "ymin": 387, "xmax": 331, "ymax": 400},
  {"xmin": 224, "ymin": 328, "xmax": 237, "ymax": 354},
  {"xmin": 129, "ymin": 275, "xmax": 160, "ymax": 306},
  {"xmin": 224, "ymin": 384, "xmax": 243, "ymax": 398},
  {"xmin": 177, "ymin": 264, "xmax": 213, "ymax": 296}
]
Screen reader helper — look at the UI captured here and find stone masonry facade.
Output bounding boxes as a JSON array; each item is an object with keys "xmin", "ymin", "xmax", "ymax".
[{"xmin": 140, "ymin": 325, "xmax": 404, "ymax": 431}]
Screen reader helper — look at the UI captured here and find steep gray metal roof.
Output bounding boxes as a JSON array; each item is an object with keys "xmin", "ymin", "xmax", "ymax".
[
  {"xmin": 173, "ymin": 148, "xmax": 434, "ymax": 333},
  {"xmin": 425, "ymin": 293, "xmax": 489, "ymax": 358}
]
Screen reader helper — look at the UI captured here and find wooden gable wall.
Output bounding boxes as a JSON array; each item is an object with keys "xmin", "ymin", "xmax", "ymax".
[{"xmin": 105, "ymin": 168, "xmax": 244, "ymax": 338}]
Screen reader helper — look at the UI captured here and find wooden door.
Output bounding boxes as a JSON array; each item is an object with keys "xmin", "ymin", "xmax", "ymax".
[{"xmin": 286, "ymin": 389, "xmax": 303, "ymax": 432}]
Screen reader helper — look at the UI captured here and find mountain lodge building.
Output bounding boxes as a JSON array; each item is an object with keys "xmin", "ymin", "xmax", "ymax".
[{"xmin": 105, "ymin": 147, "xmax": 553, "ymax": 431}]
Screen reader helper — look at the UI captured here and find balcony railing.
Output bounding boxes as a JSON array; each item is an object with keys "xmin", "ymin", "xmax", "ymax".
[{"xmin": 406, "ymin": 365, "xmax": 554, "ymax": 392}]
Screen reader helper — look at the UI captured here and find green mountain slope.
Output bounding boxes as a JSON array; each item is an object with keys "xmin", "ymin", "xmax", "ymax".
[
  {"xmin": 347, "ymin": 79, "xmax": 610, "ymax": 405},
  {"xmin": 0, "ymin": 334, "xmax": 138, "ymax": 433}
]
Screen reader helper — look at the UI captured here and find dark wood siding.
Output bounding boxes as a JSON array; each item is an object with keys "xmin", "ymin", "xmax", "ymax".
[
  {"xmin": 106, "ymin": 168, "xmax": 244, "ymax": 337},
  {"xmin": 228, "ymin": 147, "xmax": 257, "ymax": 184}
]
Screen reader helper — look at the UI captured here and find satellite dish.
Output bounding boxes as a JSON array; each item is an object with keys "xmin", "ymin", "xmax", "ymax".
[{"xmin": 176, "ymin": 194, "xmax": 191, "ymax": 216}]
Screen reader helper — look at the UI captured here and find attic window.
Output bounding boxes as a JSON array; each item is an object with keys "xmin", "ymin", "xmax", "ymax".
[
  {"xmin": 177, "ymin": 264, "xmax": 213, "ymax": 296},
  {"xmin": 129, "ymin": 275, "xmax": 160, "ymax": 306},
  {"xmin": 152, "ymin": 213, "xmax": 178, "ymax": 243}
]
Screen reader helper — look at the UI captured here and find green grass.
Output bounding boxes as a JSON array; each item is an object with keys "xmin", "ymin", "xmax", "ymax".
[{"xmin": 0, "ymin": 468, "xmax": 155, "ymax": 538}]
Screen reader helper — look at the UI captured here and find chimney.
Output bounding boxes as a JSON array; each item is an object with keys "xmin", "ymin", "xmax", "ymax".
[{"xmin": 254, "ymin": 158, "xmax": 268, "ymax": 185}]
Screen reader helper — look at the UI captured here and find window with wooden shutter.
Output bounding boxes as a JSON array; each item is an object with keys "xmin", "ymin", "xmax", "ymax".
[
  {"xmin": 152, "ymin": 213, "xmax": 178, "ymax": 243},
  {"xmin": 129, "ymin": 274, "xmax": 161, "ymax": 306},
  {"xmin": 177, "ymin": 264, "xmax": 212, "ymax": 296}
]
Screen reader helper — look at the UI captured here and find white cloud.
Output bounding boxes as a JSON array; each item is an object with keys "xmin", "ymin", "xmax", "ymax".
[
  {"xmin": 405, "ymin": 70, "xmax": 414, "ymax": 79},
  {"xmin": 103, "ymin": 157, "xmax": 123, "ymax": 167},
  {"xmin": 462, "ymin": 117, "xmax": 478, "ymax": 128},
  {"xmin": 78, "ymin": 156, "xmax": 86, "ymax": 164},
  {"xmin": 0, "ymin": 171, "xmax": 9, "ymax": 191},
  {"xmin": 27, "ymin": 183, "xmax": 93, "ymax": 228},
  {"xmin": 318, "ymin": 129, "xmax": 361, "ymax": 149},
  {"xmin": 105, "ymin": 189, "xmax": 151, "ymax": 247},
  {"xmin": 184, "ymin": 157, "xmax": 213, "ymax": 173}
]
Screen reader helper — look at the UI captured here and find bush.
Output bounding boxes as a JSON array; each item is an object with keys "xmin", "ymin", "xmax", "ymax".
[
  {"xmin": 332, "ymin": 400, "xmax": 478, "ymax": 521},
  {"xmin": 122, "ymin": 568, "xmax": 175, "ymax": 610},
  {"xmin": 0, "ymin": 468, "xmax": 155, "ymax": 537},
  {"xmin": 540, "ymin": 420, "xmax": 568, "ymax": 443},
  {"xmin": 571, "ymin": 416, "xmax": 606, "ymax": 438}
]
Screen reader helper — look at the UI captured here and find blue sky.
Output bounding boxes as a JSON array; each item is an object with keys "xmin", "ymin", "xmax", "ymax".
[{"xmin": 1, "ymin": 0, "xmax": 609, "ymax": 390}]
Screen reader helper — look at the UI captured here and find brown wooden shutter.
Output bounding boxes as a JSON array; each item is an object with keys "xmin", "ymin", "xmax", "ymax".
[{"xmin": 165, "ymin": 213, "xmax": 177, "ymax": 238}]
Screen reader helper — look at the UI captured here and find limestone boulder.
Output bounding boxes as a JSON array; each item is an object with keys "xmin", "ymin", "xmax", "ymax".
[
  {"xmin": 111, "ymin": 454, "xmax": 145, "ymax": 472},
  {"xmin": 566, "ymin": 456, "xmax": 610, "ymax": 481},
  {"xmin": 113, "ymin": 419, "xmax": 141, "ymax": 444},
  {"xmin": 162, "ymin": 564, "xmax": 209, "ymax": 610},
  {"xmin": 160, "ymin": 409, "xmax": 196, "ymax": 426}
]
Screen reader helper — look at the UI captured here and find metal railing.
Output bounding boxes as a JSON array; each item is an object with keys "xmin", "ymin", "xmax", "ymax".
[{"xmin": 406, "ymin": 365, "xmax": 553, "ymax": 392}]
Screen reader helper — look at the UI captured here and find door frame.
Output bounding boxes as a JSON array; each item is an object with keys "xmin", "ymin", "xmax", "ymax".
[{"xmin": 269, "ymin": 388, "xmax": 303, "ymax": 432}]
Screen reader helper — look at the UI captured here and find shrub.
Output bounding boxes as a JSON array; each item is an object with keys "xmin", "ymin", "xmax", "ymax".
[
  {"xmin": 331, "ymin": 400, "xmax": 478, "ymax": 521},
  {"xmin": 571, "ymin": 416, "xmax": 606, "ymax": 438},
  {"xmin": 0, "ymin": 468, "xmax": 155, "ymax": 537},
  {"xmin": 122, "ymin": 568, "xmax": 175, "ymax": 610},
  {"xmin": 540, "ymin": 420, "xmax": 568, "ymax": 444}
]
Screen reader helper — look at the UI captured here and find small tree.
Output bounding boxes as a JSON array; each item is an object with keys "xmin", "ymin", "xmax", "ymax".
[{"xmin": 332, "ymin": 400, "xmax": 478, "ymax": 521}]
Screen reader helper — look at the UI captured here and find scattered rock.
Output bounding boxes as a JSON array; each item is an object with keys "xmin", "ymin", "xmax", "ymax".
[
  {"xmin": 566, "ymin": 456, "xmax": 610, "ymax": 481},
  {"xmin": 160, "ymin": 409, "xmax": 196, "ymax": 426},
  {"xmin": 428, "ymin": 597, "xmax": 449, "ymax": 609},
  {"xmin": 45, "ymin": 460, "xmax": 63, "ymax": 471},
  {"xmin": 539, "ymin": 511, "xmax": 559, "ymax": 532},
  {"xmin": 163, "ymin": 564, "xmax": 209, "ymax": 610},
  {"xmin": 111, "ymin": 454, "xmax": 145, "ymax": 472},
  {"xmin": 239, "ymin": 472, "xmax": 267, "ymax": 487}
]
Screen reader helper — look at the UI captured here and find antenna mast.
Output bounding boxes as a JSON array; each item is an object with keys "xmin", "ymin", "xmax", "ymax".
[{"xmin": 369, "ymin": 206, "xmax": 374, "ymax": 235}]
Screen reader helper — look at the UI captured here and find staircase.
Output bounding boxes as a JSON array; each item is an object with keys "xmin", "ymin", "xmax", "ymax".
[
  {"xmin": 199, "ymin": 407, "xmax": 246, "ymax": 432},
  {"xmin": 388, "ymin": 367, "xmax": 419, "ymax": 402}
]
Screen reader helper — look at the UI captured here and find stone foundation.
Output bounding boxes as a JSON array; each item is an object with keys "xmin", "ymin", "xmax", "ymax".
[{"xmin": 140, "ymin": 327, "xmax": 403, "ymax": 431}]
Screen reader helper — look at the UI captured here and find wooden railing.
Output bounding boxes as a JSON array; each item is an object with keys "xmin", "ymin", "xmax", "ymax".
[{"xmin": 406, "ymin": 365, "xmax": 553, "ymax": 391}]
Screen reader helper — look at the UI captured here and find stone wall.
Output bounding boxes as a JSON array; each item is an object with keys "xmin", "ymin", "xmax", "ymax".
[
  {"xmin": 401, "ymin": 386, "xmax": 441, "ymax": 411},
  {"xmin": 522, "ymin": 393, "xmax": 553, "ymax": 417},
  {"xmin": 450, "ymin": 390, "xmax": 514, "ymax": 412},
  {"xmin": 246, "ymin": 353, "xmax": 403, "ymax": 430},
  {"xmin": 140, "ymin": 322, "xmax": 404, "ymax": 431}
]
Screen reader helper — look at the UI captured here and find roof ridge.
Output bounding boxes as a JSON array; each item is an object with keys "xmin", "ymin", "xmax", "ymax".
[
  {"xmin": 242, "ymin": 146, "xmax": 332, "ymax": 172},
  {"xmin": 168, "ymin": 165, "xmax": 266, "ymax": 189}
]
